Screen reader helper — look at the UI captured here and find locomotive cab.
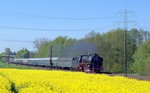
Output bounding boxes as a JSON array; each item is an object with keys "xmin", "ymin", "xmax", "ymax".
[{"xmin": 90, "ymin": 53, "xmax": 103, "ymax": 73}]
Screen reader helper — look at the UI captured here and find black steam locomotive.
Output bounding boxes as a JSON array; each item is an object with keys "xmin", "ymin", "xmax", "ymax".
[{"xmin": 77, "ymin": 53, "xmax": 103, "ymax": 73}]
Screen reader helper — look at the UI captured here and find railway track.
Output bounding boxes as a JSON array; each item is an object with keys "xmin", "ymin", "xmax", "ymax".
[
  {"xmin": 8, "ymin": 62, "xmax": 150, "ymax": 81},
  {"xmin": 9, "ymin": 62, "xmax": 112, "ymax": 73}
]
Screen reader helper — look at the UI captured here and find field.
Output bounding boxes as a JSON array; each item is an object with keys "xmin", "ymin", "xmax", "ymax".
[
  {"xmin": 0, "ymin": 62, "xmax": 31, "ymax": 69},
  {"xmin": 0, "ymin": 68, "xmax": 150, "ymax": 93}
]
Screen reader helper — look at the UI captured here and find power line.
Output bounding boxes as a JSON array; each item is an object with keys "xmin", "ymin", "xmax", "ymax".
[
  {"xmin": 0, "ymin": 39, "xmax": 33, "ymax": 43},
  {"xmin": 0, "ymin": 25, "xmax": 115, "ymax": 32},
  {"xmin": 0, "ymin": 30, "xmax": 34, "ymax": 43},
  {"xmin": 0, "ymin": 32, "xmax": 22, "ymax": 39},
  {"xmin": 0, "ymin": 10, "xmax": 115, "ymax": 20},
  {"xmin": 0, "ymin": 32, "xmax": 16, "ymax": 38},
  {"xmin": 135, "ymin": 16, "xmax": 150, "ymax": 26}
]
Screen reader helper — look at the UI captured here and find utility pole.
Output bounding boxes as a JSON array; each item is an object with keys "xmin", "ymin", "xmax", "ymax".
[
  {"xmin": 120, "ymin": 9, "xmax": 135, "ymax": 76},
  {"xmin": 124, "ymin": 9, "xmax": 128, "ymax": 77},
  {"xmin": 50, "ymin": 46, "xmax": 53, "ymax": 68},
  {"xmin": 117, "ymin": 0, "xmax": 135, "ymax": 76}
]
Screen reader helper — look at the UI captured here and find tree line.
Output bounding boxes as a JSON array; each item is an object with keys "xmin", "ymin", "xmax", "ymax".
[{"xmin": 0, "ymin": 28, "xmax": 150, "ymax": 75}]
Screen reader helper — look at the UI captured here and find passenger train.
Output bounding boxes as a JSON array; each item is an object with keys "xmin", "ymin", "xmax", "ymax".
[{"xmin": 11, "ymin": 53, "xmax": 103, "ymax": 73}]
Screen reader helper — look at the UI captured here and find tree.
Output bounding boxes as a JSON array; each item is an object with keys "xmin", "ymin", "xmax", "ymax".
[
  {"xmin": 30, "ymin": 51, "xmax": 35, "ymax": 58},
  {"xmin": 132, "ymin": 40, "xmax": 150, "ymax": 75},
  {"xmin": 4, "ymin": 48, "xmax": 13, "ymax": 55},
  {"xmin": 33, "ymin": 38, "xmax": 50, "ymax": 50},
  {"xmin": 15, "ymin": 48, "xmax": 30, "ymax": 58},
  {"xmin": 0, "ymin": 52, "xmax": 5, "ymax": 62},
  {"xmin": 34, "ymin": 36, "xmax": 70, "ymax": 57},
  {"xmin": 102, "ymin": 29, "xmax": 125, "ymax": 73},
  {"xmin": 33, "ymin": 38, "xmax": 50, "ymax": 57},
  {"xmin": 51, "ymin": 36, "xmax": 68, "ymax": 57}
]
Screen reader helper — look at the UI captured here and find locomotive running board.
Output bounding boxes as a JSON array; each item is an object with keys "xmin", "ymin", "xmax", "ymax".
[{"xmin": 99, "ymin": 72, "xmax": 112, "ymax": 74}]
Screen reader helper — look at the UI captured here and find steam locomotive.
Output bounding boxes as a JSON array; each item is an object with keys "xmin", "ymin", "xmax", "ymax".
[
  {"xmin": 78, "ymin": 53, "xmax": 103, "ymax": 73},
  {"xmin": 11, "ymin": 53, "xmax": 103, "ymax": 73}
]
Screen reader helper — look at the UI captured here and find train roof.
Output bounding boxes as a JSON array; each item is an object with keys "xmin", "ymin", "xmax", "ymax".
[
  {"xmin": 29, "ymin": 57, "xmax": 58, "ymax": 60},
  {"xmin": 15, "ymin": 57, "xmax": 58, "ymax": 60},
  {"xmin": 57, "ymin": 57, "xmax": 73, "ymax": 60},
  {"xmin": 14, "ymin": 57, "xmax": 73, "ymax": 60}
]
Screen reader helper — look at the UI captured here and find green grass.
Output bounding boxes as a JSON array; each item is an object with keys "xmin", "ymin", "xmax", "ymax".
[{"xmin": 0, "ymin": 62, "xmax": 31, "ymax": 69}]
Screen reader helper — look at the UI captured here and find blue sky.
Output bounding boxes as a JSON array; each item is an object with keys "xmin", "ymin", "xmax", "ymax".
[{"xmin": 0, "ymin": 0, "xmax": 150, "ymax": 52}]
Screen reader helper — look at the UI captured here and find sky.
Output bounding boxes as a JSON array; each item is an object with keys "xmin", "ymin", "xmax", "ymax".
[{"xmin": 0, "ymin": 0, "xmax": 150, "ymax": 52}]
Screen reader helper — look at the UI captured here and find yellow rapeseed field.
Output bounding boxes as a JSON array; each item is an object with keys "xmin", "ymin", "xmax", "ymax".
[
  {"xmin": 0, "ymin": 73, "xmax": 11, "ymax": 93},
  {"xmin": 0, "ymin": 68, "xmax": 150, "ymax": 93}
]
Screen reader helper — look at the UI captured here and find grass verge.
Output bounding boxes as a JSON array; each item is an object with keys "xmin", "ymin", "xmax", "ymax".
[{"xmin": 0, "ymin": 62, "xmax": 31, "ymax": 69}]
